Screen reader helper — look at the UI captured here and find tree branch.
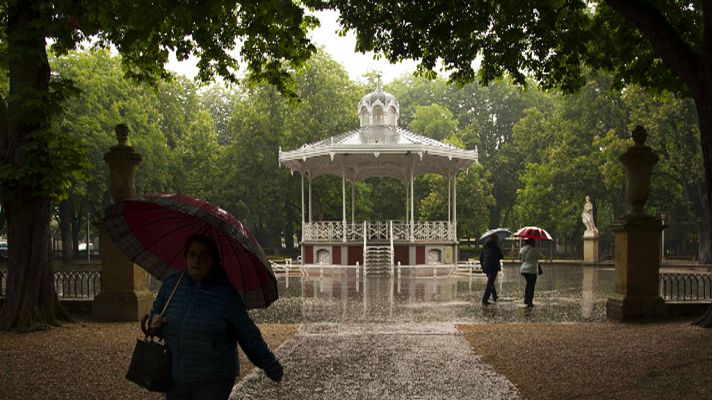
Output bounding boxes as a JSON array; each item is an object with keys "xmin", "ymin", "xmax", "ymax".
[
  {"xmin": 703, "ymin": 0, "xmax": 712, "ymax": 70},
  {"xmin": 605, "ymin": 0, "xmax": 701, "ymax": 92}
]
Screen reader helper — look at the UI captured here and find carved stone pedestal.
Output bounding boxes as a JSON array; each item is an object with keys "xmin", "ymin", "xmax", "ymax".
[
  {"xmin": 583, "ymin": 231, "xmax": 599, "ymax": 264},
  {"xmin": 606, "ymin": 215, "xmax": 665, "ymax": 321},
  {"xmin": 93, "ymin": 124, "xmax": 153, "ymax": 321}
]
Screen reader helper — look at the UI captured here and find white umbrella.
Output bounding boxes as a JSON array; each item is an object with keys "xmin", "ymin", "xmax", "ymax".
[{"xmin": 478, "ymin": 228, "xmax": 511, "ymax": 244}]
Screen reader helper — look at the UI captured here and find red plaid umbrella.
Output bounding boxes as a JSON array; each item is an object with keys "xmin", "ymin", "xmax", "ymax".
[
  {"xmin": 104, "ymin": 193, "xmax": 277, "ymax": 309},
  {"xmin": 513, "ymin": 226, "xmax": 553, "ymax": 241}
]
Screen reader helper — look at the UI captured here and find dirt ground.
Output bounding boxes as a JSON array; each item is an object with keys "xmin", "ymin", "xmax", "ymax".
[
  {"xmin": 2, "ymin": 320, "xmax": 711, "ymax": 399},
  {"xmin": 459, "ymin": 320, "xmax": 712, "ymax": 400},
  {"xmin": 0, "ymin": 322, "xmax": 298, "ymax": 400}
]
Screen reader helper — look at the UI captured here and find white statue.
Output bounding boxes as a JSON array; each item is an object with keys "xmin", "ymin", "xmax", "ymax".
[{"xmin": 581, "ymin": 195, "xmax": 598, "ymax": 235}]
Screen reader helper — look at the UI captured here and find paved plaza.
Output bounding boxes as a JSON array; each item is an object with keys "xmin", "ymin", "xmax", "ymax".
[{"xmin": 233, "ymin": 322, "xmax": 520, "ymax": 399}]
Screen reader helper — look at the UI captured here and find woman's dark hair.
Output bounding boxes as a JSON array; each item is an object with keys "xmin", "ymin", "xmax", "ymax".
[
  {"xmin": 184, "ymin": 234, "xmax": 221, "ymax": 266},
  {"xmin": 525, "ymin": 238, "xmax": 536, "ymax": 246}
]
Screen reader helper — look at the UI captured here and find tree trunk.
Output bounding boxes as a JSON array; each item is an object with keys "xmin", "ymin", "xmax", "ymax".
[
  {"xmin": 488, "ymin": 205, "xmax": 501, "ymax": 228},
  {"xmin": 0, "ymin": 192, "xmax": 70, "ymax": 330},
  {"xmin": 71, "ymin": 211, "xmax": 81, "ymax": 258},
  {"xmin": 57, "ymin": 200, "xmax": 74, "ymax": 264},
  {"xmin": 0, "ymin": 3, "xmax": 69, "ymax": 330},
  {"xmin": 697, "ymin": 184, "xmax": 712, "ymax": 264},
  {"xmin": 693, "ymin": 79, "xmax": 712, "ymax": 327}
]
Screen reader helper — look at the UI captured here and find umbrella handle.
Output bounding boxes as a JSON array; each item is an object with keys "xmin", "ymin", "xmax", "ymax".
[{"xmin": 140, "ymin": 314, "xmax": 150, "ymax": 338}]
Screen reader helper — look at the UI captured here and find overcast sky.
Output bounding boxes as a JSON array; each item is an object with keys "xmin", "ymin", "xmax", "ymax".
[{"xmin": 165, "ymin": 10, "xmax": 419, "ymax": 85}]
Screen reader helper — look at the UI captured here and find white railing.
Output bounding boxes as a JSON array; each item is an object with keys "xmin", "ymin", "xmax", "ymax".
[
  {"xmin": 367, "ymin": 221, "xmax": 390, "ymax": 241},
  {"xmin": 346, "ymin": 223, "xmax": 364, "ymax": 241},
  {"xmin": 303, "ymin": 221, "xmax": 455, "ymax": 242},
  {"xmin": 392, "ymin": 222, "xmax": 410, "ymax": 241},
  {"xmin": 412, "ymin": 221, "xmax": 453, "ymax": 241},
  {"xmin": 303, "ymin": 221, "xmax": 344, "ymax": 241}
]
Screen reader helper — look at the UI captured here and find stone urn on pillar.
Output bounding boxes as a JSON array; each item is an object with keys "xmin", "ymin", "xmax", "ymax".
[
  {"xmin": 93, "ymin": 124, "xmax": 154, "ymax": 321},
  {"xmin": 607, "ymin": 126, "xmax": 666, "ymax": 321}
]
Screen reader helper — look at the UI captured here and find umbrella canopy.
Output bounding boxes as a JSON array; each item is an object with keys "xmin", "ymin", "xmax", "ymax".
[
  {"xmin": 513, "ymin": 226, "xmax": 553, "ymax": 241},
  {"xmin": 104, "ymin": 193, "xmax": 277, "ymax": 309},
  {"xmin": 478, "ymin": 228, "xmax": 511, "ymax": 244}
]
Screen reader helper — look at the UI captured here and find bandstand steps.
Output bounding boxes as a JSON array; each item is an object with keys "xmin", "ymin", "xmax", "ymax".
[{"xmin": 364, "ymin": 246, "xmax": 392, "ymax": 276}]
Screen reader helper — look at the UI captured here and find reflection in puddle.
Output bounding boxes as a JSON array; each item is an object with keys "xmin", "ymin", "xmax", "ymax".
[{"xmin": 250, "ymin": 265, "xmax": 615, "ymax": 324}]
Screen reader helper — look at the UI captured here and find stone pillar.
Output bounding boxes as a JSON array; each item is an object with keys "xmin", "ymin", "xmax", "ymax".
[
  {"xmin": 93, "ymin": 124, "xmax": 154, "ymax": 321},
  {"xmin": 607, "ymin": 126, "xmax": 665, "ymax": 321},
  {"xmin": 583, "ymin": 231, "xmax": 599, "ymax": 263}
]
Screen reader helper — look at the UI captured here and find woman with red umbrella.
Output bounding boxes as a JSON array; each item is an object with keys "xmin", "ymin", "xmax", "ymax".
[
  {"xmin": 514, "ymin": 227, "xmax": 550, "ymax": 308},
  {"xmin": 104, "ymin": 194, "xmax": 284, "ymax": 398},
  {"xmin": 148, "ymin": 234, "xmax": 283, "ymax": 399}
]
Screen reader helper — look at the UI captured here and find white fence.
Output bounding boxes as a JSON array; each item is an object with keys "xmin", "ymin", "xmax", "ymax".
[{"xmin": 303, "ymin": 221, "xmax": 455, "ymax": 242}]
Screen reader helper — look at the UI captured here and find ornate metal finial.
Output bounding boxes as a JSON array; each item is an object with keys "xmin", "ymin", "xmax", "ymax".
[
  {"xmin": 115, "ymin": 123, "xmax": 129, "ymax": 146},
  {"xmin": 631, "ymin": 125, "xmax": 647, "ymax": 146}
]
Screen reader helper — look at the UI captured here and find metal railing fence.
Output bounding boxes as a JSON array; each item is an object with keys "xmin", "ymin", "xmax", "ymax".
[
  {"xmin": 0, "ymin": 270, "xmax": 101, "ymax": 299},
  {"xmin": 660, "ymin": 272, "xmax": 712, "ymax": 302}
]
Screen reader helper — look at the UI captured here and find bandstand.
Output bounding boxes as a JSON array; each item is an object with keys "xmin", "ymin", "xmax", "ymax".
[{"xmin": 278, "ymin": 86, "xmax": 478, "ymax": 273}]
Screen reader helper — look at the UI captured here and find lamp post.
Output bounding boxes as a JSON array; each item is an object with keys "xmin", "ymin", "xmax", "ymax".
[{"xmin": 660, "ymin": 211, "xmax": 667, "ymax": 264}]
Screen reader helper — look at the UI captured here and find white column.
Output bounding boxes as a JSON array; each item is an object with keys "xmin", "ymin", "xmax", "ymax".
[
  {"xmin": 410, "ymin": 169, "xmax": 415, "ymax": 241},
  {"xmin": 453, "ymin": 173, "xmax": 457, "ymax": 241},
  {"xmin": 342, "ymin": 171, "xmax": 347, "ymax": 242},
  {"xmin": 300, "ymin": 172, "xmax": 305, "ymax": 228},
  {"xmin": 447, "ymin": 175, "xmax": 451, "ymax": 223},
  {"xmin": 308, "ymin": 173, "xmax": 313, "ymax": 223},
  {"xmin": 351, "ymin": 178, "xmax": 356, "ymax": 224},
  {"xmin": 405, "ymin": 179, "xmax": 409, "ymax": 223}
]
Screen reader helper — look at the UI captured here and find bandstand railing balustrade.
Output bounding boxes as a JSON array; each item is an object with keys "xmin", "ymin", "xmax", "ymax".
[{"xmin": 303, "ymin": 221, "xmax": 455, "ymax": 242}]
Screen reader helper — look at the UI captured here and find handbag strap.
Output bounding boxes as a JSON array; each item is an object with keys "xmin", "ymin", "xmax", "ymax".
[
  {"xmin": 522, "ymin": 246, "xmax": 532, "ymax": 262},
  {"xmin": 159, "ymin": 271, "xmax": 185, "ymax": 316}
]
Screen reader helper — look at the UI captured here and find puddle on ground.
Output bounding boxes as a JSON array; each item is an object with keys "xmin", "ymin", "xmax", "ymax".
[{"xmin": 250, "ymin": 265, "xmax": 614, "ymax": 324}]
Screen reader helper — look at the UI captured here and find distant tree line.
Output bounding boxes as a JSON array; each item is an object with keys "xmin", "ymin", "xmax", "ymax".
[{"xmin": 16, "ymin": 48, "xmax": 705, "ymax": 262}]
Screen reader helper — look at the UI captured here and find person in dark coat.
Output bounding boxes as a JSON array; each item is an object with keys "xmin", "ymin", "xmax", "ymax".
[
  {"xmin": 149, "ymin": 234, "xmax": 283, "ymax": 400},
  {"xmin": 480, "ymin": 234, "xmax": 504, "ymax": 305}
]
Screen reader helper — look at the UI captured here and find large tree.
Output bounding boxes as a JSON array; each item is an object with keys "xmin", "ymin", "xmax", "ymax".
[
  {"xmin": 313, "ymin": 0, "xmax": 712, "ymax": 325},
  {"xmin": 0, "ymin": 0, "xmax": 317, "ymax": 330}
]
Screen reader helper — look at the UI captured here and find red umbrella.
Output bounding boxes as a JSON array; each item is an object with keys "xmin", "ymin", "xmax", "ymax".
[
  {"xmin": 104, "ymin": 193, "xmax": 277, "ymax": 309},
  {"xmin": 513, "ymin": 226, "xmax": 553, "ymax": 241}
]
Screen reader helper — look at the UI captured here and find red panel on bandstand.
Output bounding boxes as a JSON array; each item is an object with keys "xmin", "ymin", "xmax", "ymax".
[
  {"xmin": 305, "ymin": 246, "xmax": 313, "ymax": 264},
  {"xmin": 348, "ymin": 246, "xmax": 363, "ymax": 265},
  {"xmin": 332, "ymin": 246, "xmax": 342, "ymax": 265},
  {"xmin": 415, "ymin": 246, "xmax": 425, "ymax": 264},
  {"xmin": 394, "ymin": 246, "xmax": 409, "ymax": 265}
]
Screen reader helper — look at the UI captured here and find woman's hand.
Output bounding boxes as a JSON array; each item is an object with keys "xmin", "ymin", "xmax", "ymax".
[
  {"xmin": 265, "ymin": 360, "xmax": 284, "ymax": 383},
  {"xmin": 148, "ymin": 315, "xmax": 167, "ymax": 336}
]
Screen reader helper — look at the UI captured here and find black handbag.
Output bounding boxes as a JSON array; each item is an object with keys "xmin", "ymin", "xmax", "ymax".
[
  {"xmin": 538, "ymin": 263, "xmax": 544, "ymax": 276},
  {"xmin": 126, "ymin": 272, "xmax": 184, "ymax": 392}
]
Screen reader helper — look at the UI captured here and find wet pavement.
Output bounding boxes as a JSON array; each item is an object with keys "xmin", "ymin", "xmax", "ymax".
[
  {"xmin": 250, "ymin": 264, "xmax": 615, "ymax": 324},
  {"xmin": 232, "ymin": 322, "xmax": 520, "ymax": 399},
  {"xmin": 234, "ymin": 264, "xmax": 613, "ymax": 399}
]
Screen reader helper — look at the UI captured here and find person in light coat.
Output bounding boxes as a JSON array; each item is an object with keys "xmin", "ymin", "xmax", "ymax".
[{"xmin": 519, "ymin": 238, "xmax": 544, "ymax": 308}]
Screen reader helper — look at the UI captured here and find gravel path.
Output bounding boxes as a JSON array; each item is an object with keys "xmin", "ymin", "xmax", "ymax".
[
  {"xmin": 459, "ymin": 320, "xmax": 712, "ymax": 400},
  {"xmin": 232, "ymin": 322, "xmax": 520, "ymax": 400},
  {"xmin": 2, "ymin": 319, "xmax": 710, "ymax": 399},
  {"xmin": 0, "ymin": 322, "xmax": 298, "ymax": 400}
]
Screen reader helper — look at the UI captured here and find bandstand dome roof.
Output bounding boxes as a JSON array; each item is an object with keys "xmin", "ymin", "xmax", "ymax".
[{"xmin": 279, "ymin": 86, "xmax": 478, "ymax": 181}]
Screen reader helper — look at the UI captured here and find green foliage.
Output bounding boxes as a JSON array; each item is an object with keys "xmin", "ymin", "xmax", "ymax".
[
  {"xmin": 26, "ymin": 46, "xmax": 710, "ymax": 259},
  {"xmin": 316, "ymin": 1, "xmax": 699, "ymax": 95},
  {"xmin": 409, "ymin": 104, "xmax": 457, "ymax": 141},
  {"xmin": 212, "ymin": 50, "xmax": 361, "ymax": 249}
]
